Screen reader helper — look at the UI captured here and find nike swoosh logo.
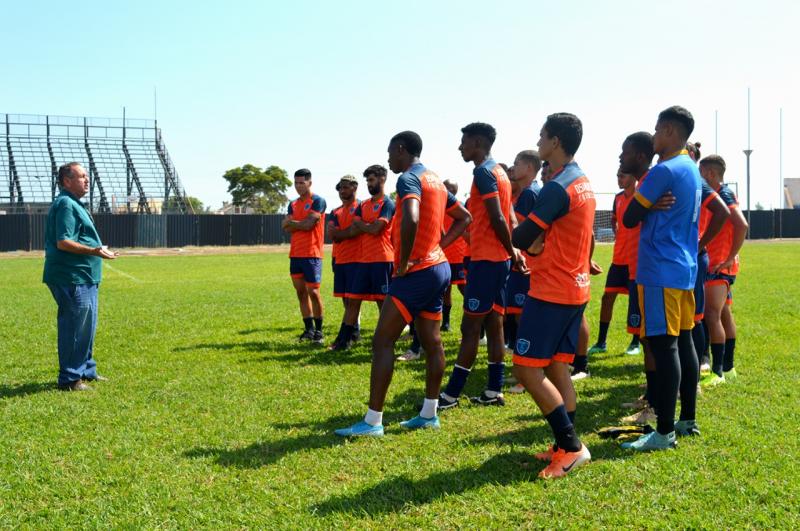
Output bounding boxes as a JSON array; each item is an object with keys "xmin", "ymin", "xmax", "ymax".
[{"xmin": 562, "ymin": 460, "xmax": 578, "ymax": 473}]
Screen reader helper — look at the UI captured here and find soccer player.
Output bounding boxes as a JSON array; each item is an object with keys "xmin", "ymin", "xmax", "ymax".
[
  {"xmin": 350, "ymin": 165, "xmax": 396, "ymax": 308},
  {"xmin": 439, "ymin": 122, "xmax": 523, "ymax": 409},
  {"xmin": 327, "ymin": 175, "xmax": 362, "ymax": 351},
  {"xmin": 282, "ymin": 168, "xmax": 327, "ymax": 344},
  {"xmin": 698, "ymin": 155, "xmax": 747, "ymax": 385},
  {"xmin": 335, "ymin": 131, "xmax": 471, "ymax": 437},
  {"xmin": 588, "ymin": 170, "xmax": 642, "ymax": 356},
  {"xmin": 511, "ymin": 112, "xmax": 594, "ymax": 478},
  {"xmin": 505, "ymin": 150, "xmax": 541, "ymax": 347},
  {"xmin": 621, "ymin": 106, "xmax": 703, "ymax": 450},
  {"xmin": 441, "ymin": 179, "xmax": 468, "ymax": 333}
]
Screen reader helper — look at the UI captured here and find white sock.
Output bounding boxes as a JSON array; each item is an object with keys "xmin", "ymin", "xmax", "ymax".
[
  {"xmin": 420, "ymin": 398, "xmax": 438, "ymax": 419},
  {"xmin": 364, "ymin": 408, "xmax": 383, "ymax": 426}
]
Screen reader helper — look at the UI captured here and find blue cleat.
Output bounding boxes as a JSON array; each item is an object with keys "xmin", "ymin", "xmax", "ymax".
[
  {"xmin": 400, "ymin": 415, "xmax": 440, "ymax": 430},
  {"xmin": 620, "ymin": 430, "xmax": 676, "ymax": 451},
  {"xmin": 334, "ymin": 421, "xmax": 384, "ymax": 437}
]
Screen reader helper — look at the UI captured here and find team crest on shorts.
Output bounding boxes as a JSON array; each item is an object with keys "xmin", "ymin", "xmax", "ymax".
[
  {"xmin": 516, "ymin": 338, "xmax": 531, "ymax": 355},
  {"xmin": 514, "ymin": 293, "xmax": 525, "ymax": 306},
  {"xmin": 467, "ymin": 298, "xmax": 480, "ymax": 312},
  {"xmin": 630, "ymin": 314, "xmax": 641, "ymax": 327}
]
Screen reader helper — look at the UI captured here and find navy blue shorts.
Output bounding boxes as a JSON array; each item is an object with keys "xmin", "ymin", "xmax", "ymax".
[
  {"xmin": 513, "ymin": 296, "xmax": 586, "ymax": 368},
  {"xmin": 627, "ymin": 279, "xmax": 641, "ymax": 334},
  {"xmin": 389, "ymin": 262, "xmax": 451, "ymax": 323},
  {"xmin": 351, "ymin": 262, "xmax": 393, "ymax": 301},
  {"xmin": 505, "ymin": 269, "xmax": 530, "ymax": 315},
  {"xmin": 332, "ymin": 262, "xmax": 359, "ymax": 298},
  {"xmin": 604, "ymin": 263, "xmax": 630, "ymax": 294},
  {"xmin": 290, "ymin": 257, "xmax": 322, "ymax": 286},
  {"xmin": 450, "ymin": 263, "xmax": 466, "ymax": 285},
  {"xmin": 694, "ymin": 250, "xmax": 709, "ymax": 320},
  {"xmin": 463, "ymin": 259, "xmax": 511, "ymax": 315}
]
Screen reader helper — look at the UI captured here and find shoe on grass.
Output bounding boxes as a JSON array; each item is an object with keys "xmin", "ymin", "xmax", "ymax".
[
  {"xmin": 297, "ymin": 329, "xmax": 315, "ymax": 341},
  {"xmin": 625, "ymin": 344, "xmax": 641, "ymax": 356},
  {"xmin": 538, "ymin": 445, "xmax": 591, "ymax": 479},
  {"xmin": 675, "ymin": 419, "xmax": 700, "ymax": 437},
  {"xmin": 571, "ymin": 370, "xmax": 590, "ymax": 381},
  {"xmin": 621, "ymin": 407, "xmax": 657, "ymax": 425},
  {"xmin": 700, "ymin": 372, "xmax": 725, "ymax": 387},
  {"xmin": 400, "ymin": 415, "xmax": 440, "ymax": 430},
  {"xmin": 334, "ymin": 421, "xmax": 384, "ymax": 437},
  {"xmin": 620, "ymin": 431, "xmax": 676, "ymax": 451},
  {"xmin": 534, "ymin": 444, "xmax": 556, "ymax": 461},
  {"xmin": 507, "ymin": 383, "xmax": 526, "ymax": 394},
  {"xmin": 312, "ymin": 330, "xmax": 324, "ymax": 345},
  {"xmin": 437, "ymin": 393, "xmax": 459, "ymax": 410},
  {"xmin": 587, "ymin": 343, "xmax": 607, "ymax": 355},
  {"xmin": 469, "ymin": 391, "xmax": 505, "ymax": 406},
  {"xmin": 723, "ymin": 367, "xmax": 738, "ymax": 382},
  {"xmin": 700, "ymin": 361, "xmax": 711, "ymax": 373},
  {"xmin": 397, "ymin": 348, "xmax": 422, "ymax": 361}
]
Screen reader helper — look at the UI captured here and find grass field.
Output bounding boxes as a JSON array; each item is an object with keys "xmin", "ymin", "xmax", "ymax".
[{"xmin": 1, "ymin": 242, "xmax": 798, "ymax": 528}]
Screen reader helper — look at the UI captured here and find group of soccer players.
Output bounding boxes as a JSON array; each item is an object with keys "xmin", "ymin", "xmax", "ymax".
[{"xmin": 282, "ymin": 105, "xmax": 746, "ymax": 478}]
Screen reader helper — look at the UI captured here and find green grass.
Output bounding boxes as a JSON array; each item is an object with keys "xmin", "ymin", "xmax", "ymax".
[{"xmin": 0, "ymin": 242, "xmax": 798, "ymax": 528}]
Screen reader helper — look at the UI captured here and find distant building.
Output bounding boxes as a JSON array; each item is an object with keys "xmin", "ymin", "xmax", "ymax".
[{"xmin": 217, "ymin": 201, "xmax": 256, "ymax": 215}]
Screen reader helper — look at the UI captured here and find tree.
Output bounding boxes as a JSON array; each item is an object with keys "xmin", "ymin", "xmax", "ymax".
[
  {"xmin": 222, "ymin": 164, "xmax": 292, "ymax": 214},
  {"xmin": 163, "ymin": 195, "xmax": 203, "ymax": 213}
]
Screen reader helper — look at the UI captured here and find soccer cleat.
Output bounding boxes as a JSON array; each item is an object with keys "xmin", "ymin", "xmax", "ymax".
[
  {"xmin": 700, "ymin": 373, "xmax": 725, "ymax": 387},
  {"xmin": 571, "ymin": 370, "xmax": 590, "ymax": 381},
  {"xmin": 400, "ymin": 415, "xmax": 440, "ymax": 430},
  {"xmin": 469, "ymin": 392, "xmax": 506, "ymax": 406},
  {"xmin": 334, "ymin": 421, "xmax": 384, "ymax": 437},
  {"xmin": 587, "ymin": 343, "xmax": 607, "ymax": 355},
  {"xmin": 534, "ymin": 444, "xmax": 556, "ymax": 461},
  {"xmin": 297, "ymin": 329, "xmax": 315, "ymax": 342},
  {"xmin": 621, "ymin": 396, "xmax": 649, "ymax": 410},
  {"xmin": 352, "ymin": 329, "xmax": 361, "ymax": 343},
  {"xmin": 437, "ymin": 393, "xmax": 459, "ymax": 410},
  {"xmin": 620, "ymin": 430, "xmax": 676, "ymax": 451},
  {"xmin": 699, "ymin": 360, "xmax": 711, "ymax": 373},
  {"xmin": 312, "ymin": 330, "xmax": 324, "ymax": 345},
  {"xmin": 625, "ymin": 344, "xmax": 641, "ymax": 356},
  {"xmin": 723, "ymin": 368, "xmax": 738, "ymax": 382},
  {"xmin": 479, "ymin": 336, "xmax": 488, "ymax": 346},
  {"xmin": 328, "ymin": 339, "xmax": 352, "ymax": 351},
  {"xmin": 675, "ymin": 419, "xmax": 700, "ymax": 437},
  {"xmin": 538, "ymin": 445, "xmax": 591, "ymax": 479},
  {"xmin": 507, "ymin": 383, "xmax": 526, "ymax": 395},
  {"xmin": 397, "ymin": 348, "xmax": 422, "ymax": 361},
  {"xmin": 621, "ymin": 407, "xmax": 657, "ymax": 426}
]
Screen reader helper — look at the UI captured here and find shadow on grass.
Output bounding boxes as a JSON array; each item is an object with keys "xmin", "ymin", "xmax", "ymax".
[
  {"xmin": 0, "ymin": 381, "xmax": 55, "ymax": 399},
  {"xmin": 312, "ymin": 451, "xmax": 536, "ymax": 516},
  {"xmin": 185, "ymin": 432, "xmax": 345, "ymax": 468}
]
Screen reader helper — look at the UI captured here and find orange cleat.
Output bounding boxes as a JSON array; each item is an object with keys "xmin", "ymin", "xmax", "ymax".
[
  {"xmin": 534, "ymin": 444, "xmax": 556, "ymax": 461},
  {"xmin": 538, "ymin": 444, "xmax": 591, "ymax": 479}
]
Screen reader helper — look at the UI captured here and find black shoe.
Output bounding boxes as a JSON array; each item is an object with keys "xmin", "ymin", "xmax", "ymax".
[
  {"xmin": 352, "ymin": 329, "xmax": 361, "ymax": 342},
  {"xmin": 438, "ymin": 393, "xmax": 459, "ymax": 410},
  {"xmin": 82, "ymin": 374, "xmax": 108, "ymax": 382},
  {"xmin": 312, "ymin": 330, "xmax": 324, "ymax": 345},
  {"xmin": 469, "ymin": 391, "xmax": 506, "ymax": 406},
  {"xmin": 298, "ymin": 329, "xmax": 315, "ymax": 342},
  {"xmin": 328, "ymin": 338, "xmax": 352, "ymax": 351},
  {"xmin": 440, "ymin": 322, "xmax": 451, "ymax": 332}
]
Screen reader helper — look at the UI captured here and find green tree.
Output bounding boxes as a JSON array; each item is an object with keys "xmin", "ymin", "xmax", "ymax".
[
  {"xmin": 163, "ymin": 195, "xmax": 203, "ymax": 213},
  {"xmin": 223, "ymin": 164, "xmax": 292, "ymax": 214}
]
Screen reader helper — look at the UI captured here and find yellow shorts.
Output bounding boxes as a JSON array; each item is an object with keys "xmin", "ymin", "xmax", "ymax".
[{"xmin": 638, "ymin": 285, "xmax": 695, "ymax": 337}]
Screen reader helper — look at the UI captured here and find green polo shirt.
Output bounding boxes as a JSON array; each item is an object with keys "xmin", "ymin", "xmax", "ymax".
[{"xmin": 43, "ymin": 190, "xmax": 103, "ymax": 285}]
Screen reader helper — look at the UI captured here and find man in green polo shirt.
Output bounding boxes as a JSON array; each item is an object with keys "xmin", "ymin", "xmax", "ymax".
[{"xmin": 44, "ymin": 162, "xmax": 118, "ymax": 391}]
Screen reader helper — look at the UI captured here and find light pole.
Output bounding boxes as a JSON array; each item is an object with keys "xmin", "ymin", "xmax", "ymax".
[{"xmin": 743, "ymin": 148, "xmax": 753, "ymax": 239}]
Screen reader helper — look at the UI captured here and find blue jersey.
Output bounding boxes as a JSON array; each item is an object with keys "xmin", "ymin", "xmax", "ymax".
[{"xmin": 634, "ymin": 151, "xmax": 701, "ymax": 290}]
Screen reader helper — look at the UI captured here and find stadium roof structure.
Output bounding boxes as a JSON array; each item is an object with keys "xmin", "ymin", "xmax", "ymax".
[{"xmin": 1, "ymin": 113, "xmax": 191, "ymax": 214}]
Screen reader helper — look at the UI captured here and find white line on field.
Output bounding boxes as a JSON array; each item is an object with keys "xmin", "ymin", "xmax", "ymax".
[{"xmin": 105, "ymin": 262, "xmax": 143, "ymax": 283}]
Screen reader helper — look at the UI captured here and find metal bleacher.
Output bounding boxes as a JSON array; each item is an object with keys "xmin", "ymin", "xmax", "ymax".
[{"xmin": 1, "ymin": 113, "xmax": 190, "ymax": 214}]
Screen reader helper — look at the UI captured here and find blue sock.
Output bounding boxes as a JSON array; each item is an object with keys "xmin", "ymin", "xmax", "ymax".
[
  {"xmin": 444, "ymin": 364, "xmax": 471, "ymax": 398},
  {"xmin": 487, "ymin": 362, "xmax": 505, "ymax": 393}
]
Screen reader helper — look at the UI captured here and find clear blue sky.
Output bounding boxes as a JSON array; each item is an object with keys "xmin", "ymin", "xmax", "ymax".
[{"xmin": 2, "ymin": 0, "xmax": 798, "ymax": 210}]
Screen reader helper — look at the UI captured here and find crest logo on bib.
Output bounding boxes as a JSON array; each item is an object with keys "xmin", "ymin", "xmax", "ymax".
[
  {"xmin": 515, "ymin": 293, "xmax": 525, "ymax": 306},
  {"xmin": 516, "ymin": 338, "xmax": 531, "ymax": 355},
  {"xmin": 467, "ymin": 298, "xmax": 480, "ymax": 312}
]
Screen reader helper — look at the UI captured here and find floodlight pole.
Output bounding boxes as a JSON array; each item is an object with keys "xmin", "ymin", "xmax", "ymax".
[{"xmin": 743, "ymin": 88, "xmax": 752, "ymax": 240}]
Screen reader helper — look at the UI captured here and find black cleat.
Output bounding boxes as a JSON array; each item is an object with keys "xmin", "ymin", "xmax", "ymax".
[
  {"xmin": 469, "ymin": 392, "xmax": 506, "ymax": 406},
  {"xmin": 298, "ymin": 330, "xmax": 315, "ymax": 342},
  {"xmin": 438, "ymin": 393, "xmax": 460, "ymax": 410},
  {"xmin": 312, "ymin": 330, "xmax": 324, "ymax": 345}
]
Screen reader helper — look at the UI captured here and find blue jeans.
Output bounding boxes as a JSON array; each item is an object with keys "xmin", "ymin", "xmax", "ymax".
[{"xmin": 47, "ymin": 283, "xmax": 99, "ymax": 384}]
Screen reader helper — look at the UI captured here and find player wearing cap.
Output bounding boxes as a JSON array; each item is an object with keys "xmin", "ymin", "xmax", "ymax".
[
  {"xmin": 335, "ymin": 131, "xmax": 471, "ymax": 437},
  {"xmin": 327, "ymin": 175, "xmax": 362, "ymax": 351},
  {"xmin": 283, "ymin": 168, "xmax": 327, "ymax": 344}
]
